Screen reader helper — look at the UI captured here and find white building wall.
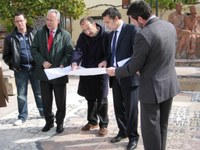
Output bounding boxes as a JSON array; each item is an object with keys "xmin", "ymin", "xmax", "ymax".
[{"xmin": 71, "ymin": 0, "xmax": 130, "ymax": 44}]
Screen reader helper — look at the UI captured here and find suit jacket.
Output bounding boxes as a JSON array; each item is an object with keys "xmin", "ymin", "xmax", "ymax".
[
  {"xmin": 109, "ymin": 23, "xmax": 140, "ymax": 88},
  {"xmin": 116, "ymin": 17, "xmax": 181, "ymax": 103},
  {"xmin": 31, "ymin": 25, "xmax": 73, "ymax": 84}
]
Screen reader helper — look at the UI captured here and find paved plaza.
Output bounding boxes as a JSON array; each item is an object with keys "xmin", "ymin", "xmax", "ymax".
[
  {"xmin": 0, "ymin": 76, "xmax": 200, "ymax": 150},
  {"xmin": 0, "ymin": 52, "xmax": 200, "ymax": 150}
]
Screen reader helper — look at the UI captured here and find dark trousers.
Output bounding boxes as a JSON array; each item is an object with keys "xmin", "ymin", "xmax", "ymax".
[
  {"xmin": 140, "ymin": 98, "xmax": 173, "ymax": 150},
  {"xmin": 40, "ymin": 81, "xmax": 66, "ymax": 125},
  {"xmin": 86, "ymin": 97, "xmax": 109, "ymax": 128},
  {"xmin": 112, "ymin": 77, "xmax": 139, "ymax": 141}
]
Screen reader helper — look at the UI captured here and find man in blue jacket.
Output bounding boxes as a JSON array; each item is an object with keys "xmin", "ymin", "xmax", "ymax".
[{"xmin": 3, "ymin": 12, "xmax": 43, "ymax": 126}]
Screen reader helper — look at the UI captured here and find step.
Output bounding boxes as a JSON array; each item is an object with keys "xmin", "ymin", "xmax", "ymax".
[
  {"xmin": 175, "ymin": 59, "xmax": 200, "ymax": 67},
  {"xmin": 176, "ymin": 67, "xmax": 200, "ymax": 91}
]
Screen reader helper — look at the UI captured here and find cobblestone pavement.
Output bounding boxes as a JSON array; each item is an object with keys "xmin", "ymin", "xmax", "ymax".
[{"xmin": 0, "ymin": 76, "xmax": 200, "ymax": 150}]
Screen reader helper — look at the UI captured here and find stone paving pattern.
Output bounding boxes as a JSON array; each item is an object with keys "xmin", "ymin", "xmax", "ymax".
[
  {"xmin": 0, "ymin": 52, "xmax": 200, "ymax": 150},
  {"xmin": 0, "ymin": 76, "xmax": 200, "ymax": 150}
]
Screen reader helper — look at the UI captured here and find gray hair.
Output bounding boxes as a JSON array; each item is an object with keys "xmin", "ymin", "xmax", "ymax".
[{"xmin": 47, "ymin": 9, "xmax": 60, "ymax": 21}]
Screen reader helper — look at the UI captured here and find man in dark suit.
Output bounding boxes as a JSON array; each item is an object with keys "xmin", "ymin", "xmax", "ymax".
[
  {"xmin": 102, "ymin": 7, "xmax": 140, "ymax": 150},
  {"xmin": 106, "ymin": 1, "xmax": 181, "ymax": 150},
  {"xmin": 31, "ymin": 9, "xmax": 73, "ymax": 134}
]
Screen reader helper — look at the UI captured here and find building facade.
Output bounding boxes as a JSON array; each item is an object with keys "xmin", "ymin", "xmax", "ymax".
[{"xmin": 71, "ymin": 0, "xmax": 130, "ymax": 45}]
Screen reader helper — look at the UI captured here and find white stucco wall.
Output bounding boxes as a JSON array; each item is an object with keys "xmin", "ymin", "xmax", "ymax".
[{"xmin": 71, "ymin": 0, "xmax": 129, "ymax": 45}]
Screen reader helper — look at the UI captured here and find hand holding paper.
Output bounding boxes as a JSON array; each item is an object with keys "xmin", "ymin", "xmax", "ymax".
[{"xmin": 44, "ymin": 66, "xmax": 107, "ymax": 80}]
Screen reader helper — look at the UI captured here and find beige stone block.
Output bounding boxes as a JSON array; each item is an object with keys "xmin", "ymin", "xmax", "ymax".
[
  {"xmin": 3, "ymin": 75, "xmax": 17, "ymax": 96},
  {"xmin": 178, "ymin": 77, "xmax": 200, "ymax": 91}
]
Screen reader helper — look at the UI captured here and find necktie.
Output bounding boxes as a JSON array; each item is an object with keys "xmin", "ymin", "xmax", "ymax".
[
  {"xmin": 111, "ymin": 31, "xmax": 118, "ymax": 66},
  {"xmin": 48, "ymin": 30, "xmax": 54, "ymax": 52}
]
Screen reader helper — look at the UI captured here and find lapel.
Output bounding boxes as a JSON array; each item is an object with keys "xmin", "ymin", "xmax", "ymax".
[
  {"xmin": 116, "ymin": 23, "xmax": 126, "ymax": 49},
  {"xmin": 52, "ymin": 31, "xmax": 61, "ymax": 50},
  {"xmin": 109, "ymin": 23, "xmax": 127, "ymax": 54},
  {"xmin": 109, "ymin": 32, "xmax": 114, "ymax": 54},
  {"xmin": 44, "ymin": 30, "xmax": 51, "ymax": 60}
]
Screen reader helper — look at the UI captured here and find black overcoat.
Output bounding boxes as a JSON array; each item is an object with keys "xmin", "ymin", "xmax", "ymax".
[{"xmin": 72, "ymin": 24, "xmax": 109, "ymax": 99}]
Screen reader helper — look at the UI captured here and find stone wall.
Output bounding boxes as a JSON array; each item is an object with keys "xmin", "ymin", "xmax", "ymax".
[{"xmin": 3, "ymin": 74, "xmax": 17, "ymax": 96}]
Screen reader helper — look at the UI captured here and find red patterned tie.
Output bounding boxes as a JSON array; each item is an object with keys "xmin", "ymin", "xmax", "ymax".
[{"xmin": 48, "ymin": 30, "xmax": 54, "ymax": 52}]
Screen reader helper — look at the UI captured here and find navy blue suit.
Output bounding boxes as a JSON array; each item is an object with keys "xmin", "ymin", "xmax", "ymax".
[{"xmin": 109, "ymin": 23, "xmax": 140, "ymax": 142}]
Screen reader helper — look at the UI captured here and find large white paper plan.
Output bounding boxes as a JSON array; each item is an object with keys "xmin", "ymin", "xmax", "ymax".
[
  {"xmin": 44, "ymin": 66, "xmax": 71, "ymax": 80},
  {"xmin": 44, "ymin": 66, "xmax": 107, "ymax": 80},
  {"xmin": 67, "ymin": 67, "xmax": 106, "ymax": 76}
]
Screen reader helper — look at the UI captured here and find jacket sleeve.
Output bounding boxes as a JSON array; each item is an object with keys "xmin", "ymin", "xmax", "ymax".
[
  {"xmin": 71, "ymin": 34, "xmax": 84, "ymax": 65},
  {"xmin": 101, "ymin": 32, "xmax": 110, "ymax": 63},
  {"xmin": 116, "ymin": 32, "xmax": 149, "ymax": 79},
  {"xmin": 31, "ymin": 31, "xmax": 47, "ymax": 67},
  {"xmin": 2, "ymin": 35, "xmax": 12, "ymax": 68}
]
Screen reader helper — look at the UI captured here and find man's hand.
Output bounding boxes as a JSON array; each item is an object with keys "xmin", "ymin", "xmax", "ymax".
[
  {"xmin": 106, "ymin": 67, "xmax": 116, "ymax": 76},
  {"xmin": 71, "ymin": 62, "xmax": 79, "ymax": 70},
  {"xmin": 43, "ymin": 61, "xmax": 52, "ymax": 69},
  {"xmin": 98, "ymin": 60, "xmax": 107, "ymax": 68}
]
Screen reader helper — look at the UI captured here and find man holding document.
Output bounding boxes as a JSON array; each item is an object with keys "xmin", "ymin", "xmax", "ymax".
[
  {"xmin": 71, "ymin": 17, "xmax": 109, "ymax": 136},
  {"xmin": 106, "ymin": 1, "xmax": 180, "ymax": 150},
  {"xmin": 31, "ymin": 9, "xmax": 73, "ymax": 133},
  {"xmin": 102, "ymin": 7, "xmax": 140, "ymax": 150}
]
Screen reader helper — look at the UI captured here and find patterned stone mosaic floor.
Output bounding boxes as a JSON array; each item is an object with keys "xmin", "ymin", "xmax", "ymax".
[{"xmin": 0, "ymin": 78, "xmax": 200, "ymax": 150}]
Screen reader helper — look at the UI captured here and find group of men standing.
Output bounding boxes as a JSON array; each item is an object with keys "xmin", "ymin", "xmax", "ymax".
[{"xmin": 2, "ymin": 1, "xmax": 180, "ymax": 150}]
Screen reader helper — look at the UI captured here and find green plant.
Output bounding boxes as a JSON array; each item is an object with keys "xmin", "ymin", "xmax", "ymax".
[{"xmin": 0, "ymin": 0, "xmax": 86, "ymax": 33}]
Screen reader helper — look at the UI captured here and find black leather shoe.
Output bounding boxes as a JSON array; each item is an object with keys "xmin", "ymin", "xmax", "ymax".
[
  {"xmin": 42, "ymin": 123, "xmax": 54, "ymax": 132},
  {"xmin": 110, "ymin": 135, "xmax": 127, "ymax": 143},
  {"xmin": 127, "ymin": 141, "xmax": 137, "ymax": 150},
  {"xmin": 56, "ymin": 124, "xmax": 64, "ymax": 133}
]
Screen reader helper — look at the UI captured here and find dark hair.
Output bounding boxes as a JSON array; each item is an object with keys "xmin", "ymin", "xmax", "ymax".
[
  {"xmin": 80, "ymin": 17, "xmax": 94, "ymax": 25},
  {"xmin": 14, "ymin": 12, "xmax": 26, "ymax": 18},
  {"xmin": 102, "ymin": 7, "xmax": 122, "ymax": 20},
  {"xmin": 127, "ymin": 0, "xmax": 151, "ymax": 20}
]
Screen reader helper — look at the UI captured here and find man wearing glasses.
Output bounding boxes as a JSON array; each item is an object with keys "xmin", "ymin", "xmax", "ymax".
[
  {"xmin": 31, "ymin": 9, "xmax": 73, "ymax": 134},
  {"xmin": 3, "ymin": 12, "xmax": 44, "ymax": 126}
]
